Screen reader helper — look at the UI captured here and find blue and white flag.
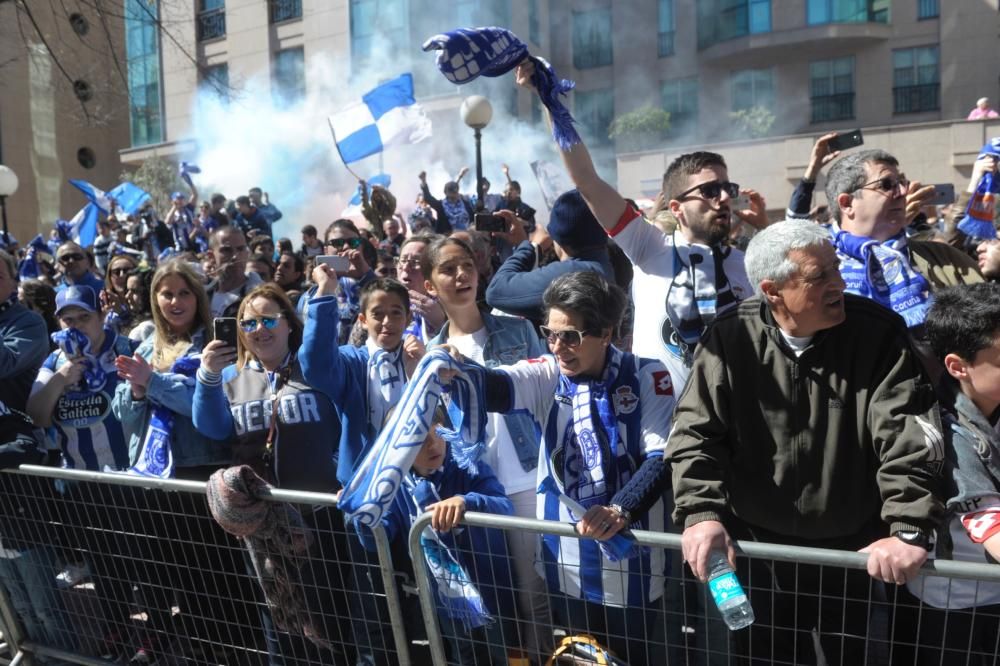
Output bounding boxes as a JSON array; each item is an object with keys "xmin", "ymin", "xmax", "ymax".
[
  {"xmin": 349, "ymin": 173, "xmax": 392, "ymax": 207},
  {"xmin": 328, "ymin": 73, "xmax": 432, "ymax": 165},
  {"xmin": 65, "ymin": 203, "xmax": 101, "ymax": 248},
  {"xmin": 18, "ymin": 234, "xmax": 50, "ymax": 280},
  {"xmin": 339, "ymin": 348, "xmax": 486, "ymax": 527},
  {"xmin": 69, "ymin": 179, "xmax": 113, "ymax": 213},
  {"xmin": 107, "ymin": 182, "xmax": 151, "ymax": 216}
]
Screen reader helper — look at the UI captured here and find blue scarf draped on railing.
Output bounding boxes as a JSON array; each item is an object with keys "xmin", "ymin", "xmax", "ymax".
[
  {"xmin": 958, "ymin": 138, "xmax": 1000, "ymax": 240},
  {"xmin": 51, "ymin": 327, "xmax": 114, "ymax": 391},
  {"xmin": 537, "ymin": 476, "xmax": 643, "ymax": 562},
  {"xmin": 422, "ymin": 27, "xmax": 580, "ymax": 150},
  {"xmin": 129, "ymin": 355, "xmax": 201, "ymax": 478},
  {"xmin": 833, "ymin": 230, "xmax": 932, "ymax": 328},
  {"xmin": 341, "ymin": 347, "xmax": 486, "ymax": 526}
]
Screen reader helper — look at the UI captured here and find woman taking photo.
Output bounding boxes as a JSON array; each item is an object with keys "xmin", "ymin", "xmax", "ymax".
[
  {"xmin": 193, "ymin": 282, "xmax": 349, "ymax": 665},
  {"xmin": 445, "ymin": 271, "xmax": 676, "ymax": 666}
]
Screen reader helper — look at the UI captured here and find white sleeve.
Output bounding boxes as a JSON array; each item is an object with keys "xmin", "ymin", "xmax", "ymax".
[
  {"xmin": 31, "ymin": 367, "xmax": 55, "ymax": 398},
  {"xmin": 637, "ymin": 360, "xmax": 675, "ymax": 456},
  {"xmin": 498, "ymin": 355, "xmax": 560, "ymax": 425},
  {"xmin": 611, "ymin": 211, "xmax": 673, "ymax": 268}
]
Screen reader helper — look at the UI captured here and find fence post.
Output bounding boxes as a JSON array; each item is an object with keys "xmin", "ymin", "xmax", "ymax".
[
  {"xmin": 407, "ymin": 513, "xmax": 449, "ymax": 666},
  {"xmin": 0, "ymin": 561, "xmax": 27, "ymax": 665},
  {"xmin": 371, "ymin": 524, "xmax": 411, "ymax": 666}
]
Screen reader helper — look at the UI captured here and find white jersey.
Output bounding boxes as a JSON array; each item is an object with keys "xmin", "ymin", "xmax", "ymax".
[{"xmin": 609, "ymin": 207, "xmax": 752, "ymax": 394}]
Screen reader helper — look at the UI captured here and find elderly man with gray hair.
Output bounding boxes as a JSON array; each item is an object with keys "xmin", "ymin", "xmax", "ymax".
[
  {"xmin": 825, "ymin": 148, "xmax": 981, "ymax": 331},
  {"xmin": 666, "ymin": 220, "xmax": 945, "ymax": 665}
]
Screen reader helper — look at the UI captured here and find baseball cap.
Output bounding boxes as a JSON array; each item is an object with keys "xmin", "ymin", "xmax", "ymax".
[{"xmin": 55, "ymin": 285, "xmax": 98, "ymax": 316}]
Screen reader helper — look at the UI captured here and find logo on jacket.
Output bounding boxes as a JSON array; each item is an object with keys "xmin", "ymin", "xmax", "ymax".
[
  {"xmin": 613, "ymin": 386, "xmax": 638, "ymax": 415},
  {"xmin": 652, "ymin": 370, "xmax": 673, "ymax": 396}
]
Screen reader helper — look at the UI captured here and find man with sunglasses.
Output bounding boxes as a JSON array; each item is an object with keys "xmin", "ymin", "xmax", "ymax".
[
  {"xmin": 514, "ymin": 61, "xmax": 766, "ymax": 392},
  {"xmin": 207, "ymin": 226, "xmax": 262, "ymax": 318},
  {"xmin": 826, "ymin": 149, "xmax": 981, "ymax": 332},
  {"xmin": 54, "ymin": 242, "xmax": 104, "ymax": 296}
]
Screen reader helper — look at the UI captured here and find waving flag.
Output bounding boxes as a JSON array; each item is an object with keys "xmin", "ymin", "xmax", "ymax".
[
  {"xmin": 349, "ymin": 174, "xmax": 392, "ymax": 207},
  {"xmin": 17, "ymin": 234, "xmax": 50, "ymax": 280},
  {"xmin": 69, "ymin": 179, "xmax": 112, "ymax": 213},
  {"xmin": 328, "ymin": 73, "xmax": 432, "ymax": 165}
]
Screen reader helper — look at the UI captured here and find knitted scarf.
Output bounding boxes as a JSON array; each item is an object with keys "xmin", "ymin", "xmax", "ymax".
[
  {"xmin": 51, "ymin": 327, "xmax": 114, "ymax": 391},
  {"xmin": 366, "ymin": 340, "xmax": 407, "ymax": 434},
  {"xmin": 663, "ymin": 234, "xmax": 738, "ymax": 366},
  {"xmin": 441, "ymin": 196, "xmax": 470, "ymax": 231},
  {"xmin": 422, "ymin": 27, "xmax": 580, "ymax": 150},
  {"xmin": 129, "ymin": 355, "xmax": 200, "ymax": 478},
  {"xmin": 958, "ymin": 138, "xmax": 1000, "ymax": 240},
  {"xmin": 206, "ymin": 466, "xmax": 329, "ymax": 648},
  {"xmin": 834, "ymin": 230, "xmax": 932, "ymax": 328}
]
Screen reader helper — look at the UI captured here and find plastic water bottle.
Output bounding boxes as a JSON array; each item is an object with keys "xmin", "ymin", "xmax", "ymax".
[{"xmin": 706, "ymin": 550, "xmax": 755, "ymax": 630}]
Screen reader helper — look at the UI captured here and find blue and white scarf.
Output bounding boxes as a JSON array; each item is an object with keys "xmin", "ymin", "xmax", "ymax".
[
  {"xmin": 958, "ymin": 138, "xmax": 1000, "ymax": 240},
  {"xmin": 340, "ymin": 347, "xmax": 486, "ymax": 527},
  {"xmin": 422, "ymin": 27, "xmax": 581, "ymax": 150},
  {"xmin": 560, "ymin": 347, "xmax": 622, "ymax": 510},
  {"xmin": 179, "ymin": 161, "xmax": 200, "ymax": 190},
  {"xmin": 129, "ymin": 355, "xmax": 201, "ymax": 478},
  {"xmin": 51, "ymin": 327, "xmax": 114, "ymax": 391},
  {"xmin": 834, "ymin": 230, "xmax": 932, "ymax": 328},
  {"xmin": 441, "ymin": 196, "xmax": 470, "ymax": 231},
  {"xmin": 366, "ymin": 341, "xmax": 407, "ymax": 433},
  {"xmin": 407, "ymin": 473, "xmax": 492, "ymax": 631}
]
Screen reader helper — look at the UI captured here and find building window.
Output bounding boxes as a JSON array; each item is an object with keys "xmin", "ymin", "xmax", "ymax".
[
  {"xmin": 575, "ymin": 88, "xmax": 614, "ymax": 145},
  {"xmin": 917, "ymin": 0, "xmax": 938, "ymax": 19},
  {"xmin": 350, "ymin": 0, "xmax": 408, "ymax": 64},
  {"xmin": 272, "ymin": 47, "xmax": 305, "ymax": 107},
  {"xmin": 810, "ymin": 56, "xmax": 854, "ymax": 122},
  {"xmin": 893, "ymin": 46, "xmax": 939, "ymax": 113},
  {"xmin": 731, "ymin": 68, "xmax": 774, "ymax": 112},
  {"xmin": 197, "ymin": 0, "xmax": 226, "ymax": 41},
  {"xmin": 807, "ymin": 0, "xmax": 889, "ymax": 25},
  {"xmin": 529, "ymin": 0, "xmax": 540, "ymax": 44},
  {"xmin": 77, "ymin": 147, "xmax": 96, "ymax": 169},
  {"xmin": 661, "ymin": 78, "xmax": 699, "ymax": 135},
  {"xmin": 125, "ymin": 0, "xmax": 163, "ymax": 147},
  {"xmin": 659, "ymin": 0, "xmax": 675, "ymax": 57},
  {"xmin": 201, "ymin": 63, "xmax": 230, "ymax": 102},
  {"xmin": 572, "ymin": 8, "xmax": 613, "ymax": 69},
  {"xmin": 269, "ymin": 0, "xmax": 302, "ymax": 24},
  {"xmin": 697, "ymin": 0, "xmax": 771, "ymax": 49}
]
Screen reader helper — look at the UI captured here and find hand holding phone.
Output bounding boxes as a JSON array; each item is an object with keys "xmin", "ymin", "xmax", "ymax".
[
  {"xmin": 316, "ymin": 254, "xmax": 351, "ymax": 273},
  {"xmin": 827, "ymin": 129, "xmax": 864, "ymax": 152},
  {"xmin": 474, "ymin": 213, "xmax": 506, "ymax": 233},
  {"xmin": 213, "ymin": 317, "xmax": 238, "ymax": 349},
  {"xmin": 926, "ymin": 183, "xmax": 956, "ymax": 207}
]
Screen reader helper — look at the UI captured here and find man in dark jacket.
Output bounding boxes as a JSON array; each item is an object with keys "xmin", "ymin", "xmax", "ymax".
[
  {"xmin": 485, "ymin": 189, "xmax": 614, "ymax": 326},
  {"xmin": 667, "ymin": 220, "xmax": 945, "ymax": 665}
]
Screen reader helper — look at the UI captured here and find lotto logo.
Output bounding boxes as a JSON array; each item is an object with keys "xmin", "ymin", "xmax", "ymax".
[
  {"xmin": 652, "ymin": 370, "xmax": 673, "ymax": 396},
  {"xmin": 962, "ymin": 510, "xmax": 1000, "ymax": 543}
]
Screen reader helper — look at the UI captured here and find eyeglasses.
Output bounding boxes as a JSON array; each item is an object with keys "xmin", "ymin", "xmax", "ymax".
[
  {"xmin": 58, "ymin": 253, "xmax": 85, "ymax": 264},
  {"xmin": 110, "ymin": 267, "xmax": 131, "ymax": 276},
  {"xmin": 239, "ymin": 314, "xmax": 284, "ymax": 333},
  {"xmin": 326, "ymin": 237, "xmax": 364, "ymax": 250},
  {"xmin": 676, "ymin": 180, "xmax": 740, "ymax": 201},
  {"xmin": 395, "ymin": 256, "xmax": 421, "ymax": 268},
  {"xmin": 855, "ymin": 176, "xmax": 909, "ymax": 195},
  {"xmin": 539, "ymin": 326, "xmax": 593, "ymax": 348}
]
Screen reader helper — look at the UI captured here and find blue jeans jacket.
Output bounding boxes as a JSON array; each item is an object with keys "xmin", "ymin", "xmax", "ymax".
[{"xmin": 430, "ymin": 311, "xmax": 544, "ymax": 472}]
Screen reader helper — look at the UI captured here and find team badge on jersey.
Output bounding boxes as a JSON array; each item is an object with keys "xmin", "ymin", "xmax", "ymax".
[
  {"xmin": 652, "ymin": 370, "xmax": 673, "ymax": 396},
  {"xmin": 613, "ymin": 385, "xmax": 638, "ymax": 415}
]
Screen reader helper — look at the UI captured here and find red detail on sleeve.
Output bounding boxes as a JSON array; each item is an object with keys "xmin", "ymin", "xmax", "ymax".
[
  {"xmin": 607, "ymin": 204, "xmax": 641, "ymax": 238},
  {"xmin": 652, "ymin": 370, "xmax": 673, "ymax": 396},
  {"xmin": 961, "ymin": 509, "xmax": 1000, "ymax": 543}
]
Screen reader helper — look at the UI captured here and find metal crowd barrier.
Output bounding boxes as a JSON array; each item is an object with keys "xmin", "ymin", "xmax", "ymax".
[{"xmin": 3, "ymin": 464, "xmax": 1000, "ymax": 665}]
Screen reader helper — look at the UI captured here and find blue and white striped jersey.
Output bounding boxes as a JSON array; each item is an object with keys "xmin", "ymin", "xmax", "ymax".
[{"xmin": 497, "ymin": 352, "xmax": 676, "ymax": 608}]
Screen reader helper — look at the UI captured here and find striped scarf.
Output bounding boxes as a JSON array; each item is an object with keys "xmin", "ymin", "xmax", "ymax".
[{"xmin": 129, "ymin": 355, "xmax": 200, "ymax": 478}]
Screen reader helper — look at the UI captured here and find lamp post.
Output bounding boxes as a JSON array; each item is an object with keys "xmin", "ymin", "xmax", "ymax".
[
  {"xmin": 460, "ymin": 96, "xmax": 493, "ymax": 213},
  {"xmin": 0, "ymin": 165, "xmax": 17, "ymax": 247}
]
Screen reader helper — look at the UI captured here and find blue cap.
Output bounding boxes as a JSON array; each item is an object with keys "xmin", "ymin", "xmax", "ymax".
[
  {"xmin": 55, "ymin": 285, "xmax": 98, "ymax": 315},
  {"xmin": 171, "ymin": 191, "xmax": 186, "ymax": 201}
]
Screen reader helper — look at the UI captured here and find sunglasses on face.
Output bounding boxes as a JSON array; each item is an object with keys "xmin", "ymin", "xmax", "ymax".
[
  {"xmin": 539, "ymin": 326, "xmax": 593, "ymax": 348},
  {"xmin": 239, "ymin": 315, "xmax": 284, "ymax": 333},
  {"xmin": 326, "ymin": 237, "xmax": 363, "ymax": 250},
  {"xmin": 856, "ymin": 176, "xmax": 909, "ymax": 195},
  {"xmin": 58, "ymin": 253, "xmax": 85, "ymax": 264},
  {"xmin": 677, "ymin": 180, "xmax": 741, "ymax": 201},
  {"xmin": 110, "ymin": 267, "xmax": 131, "ymax": 276}
]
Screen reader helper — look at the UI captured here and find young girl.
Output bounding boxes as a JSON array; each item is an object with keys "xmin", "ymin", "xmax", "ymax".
[{"xmin": 423, "ymin": 235, "xmax": 553, "ymax": 660}]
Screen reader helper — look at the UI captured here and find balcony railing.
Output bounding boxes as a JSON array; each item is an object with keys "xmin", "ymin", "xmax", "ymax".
[
  {"xmin": 811, "ymin": 93, "xmax": 855, "ymax": 123},
  {"xmin": 269, "ymin": 0, "xmax": 302, "ymax": 24},
  {"xmin": 197, "ymin": 8, "xmax": 226, "ymax": 41},
  {"xmin": 893, "ymin": 84, "xmax": 939, "ymax": 114}
]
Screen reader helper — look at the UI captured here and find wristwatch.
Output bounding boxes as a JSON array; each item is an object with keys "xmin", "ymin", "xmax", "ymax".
[
  {"xmin": 892, "ymin": 529, "xmax": 932, "ymax": 551},
  {"xmin": 608, "ymin": 504, "xmax": 632, "ymax": 524}
]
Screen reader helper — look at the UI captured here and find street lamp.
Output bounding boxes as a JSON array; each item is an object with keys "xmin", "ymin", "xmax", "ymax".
[
  {"xmin": 0, "ymin": 165, "xmax": 17, "ymax": 247},
  {"xmin": 460, "ymin": 96, "xmax": 493, "ymax": 212}
]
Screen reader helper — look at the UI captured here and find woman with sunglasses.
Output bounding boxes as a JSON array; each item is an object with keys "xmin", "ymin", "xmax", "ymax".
[
  {"xmin": 101, "ymin": 253, "xmax": 138, "ymax": 332},
  {"xmin": 54, "ymin": 241, "xmax": 104, "ymax": 296},
  {"xmin": 442, "ymin": 270, "xmax": 676, "ymax": 666},
  {"xmin": 194, "ymin": 282, "xmax": 350, "ymax": 665}
]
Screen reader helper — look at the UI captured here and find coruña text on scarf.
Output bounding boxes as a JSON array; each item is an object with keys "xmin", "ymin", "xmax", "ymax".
[{"xmin": 958, "ymin": 138, "xmax": 1000, "ymax": 240}]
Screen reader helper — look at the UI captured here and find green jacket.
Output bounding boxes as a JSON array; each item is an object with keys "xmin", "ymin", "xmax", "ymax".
[{"xmin": 667, "ymin": 293, "xmax": 945, "ymax": 540}]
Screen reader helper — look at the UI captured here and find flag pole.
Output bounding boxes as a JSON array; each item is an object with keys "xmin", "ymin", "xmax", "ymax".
[{"xmin": 327, "ymin": 118, "xmax": 363, "ymax": 182}]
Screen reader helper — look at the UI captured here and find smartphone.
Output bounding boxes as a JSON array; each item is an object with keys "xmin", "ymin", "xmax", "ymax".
[
  {"xmin": 316, "ymin": 254, "xmax": 350, "ymax": 273},
  {"xmin": 213, "ymin": 317, "xmax": 238, "ymax": 349},
  {"xmin": 733, "ymin": 193, "xmax": 751, "ymax": 210},
  {"xmin": 926, "ymin": 183, "xmax": 956, "ymax": 207},
  {"xmin": 827, "ymin": 129, "xmax": 864, "ymax": 152},
  {"xmin": 474, "ymin": 213, "xmax": 506, "ymax": 233}
]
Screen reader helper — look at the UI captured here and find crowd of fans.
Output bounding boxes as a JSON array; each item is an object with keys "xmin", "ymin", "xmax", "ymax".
[{"xmin": 0, "ymin": 60, "xmax": 999, "ymax": 666}]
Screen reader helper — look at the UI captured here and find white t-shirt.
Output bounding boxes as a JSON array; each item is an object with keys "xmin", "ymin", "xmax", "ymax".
[
  {"xmin": 449, "ymin": 327, "xmax": 536, "ymax": 495},
  {"xmin": 779, "ymin": 330, "xmax": 813, "ymax": 357},
  {"xmin": 609, "ymin": 208, "xmax": 752, "ymax": 393}
]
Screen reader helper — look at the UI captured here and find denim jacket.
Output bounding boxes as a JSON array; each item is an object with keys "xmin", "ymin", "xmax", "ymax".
[
  {"xmin": 112, "ymin": 327, "xmax": 231, "ymax": 470},
  {"xmin": 430, "ymin": 311, "xmax": 544, "ymax": 472}
]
